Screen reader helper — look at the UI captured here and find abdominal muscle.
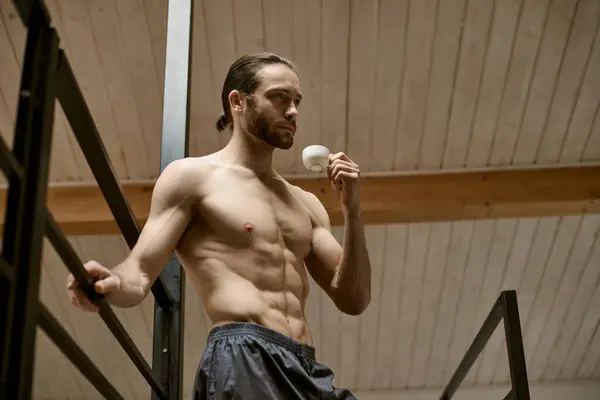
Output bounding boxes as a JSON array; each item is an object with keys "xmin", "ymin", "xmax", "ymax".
[{"xmin": 176, "ymin": 232, "xmax": 314, "ymax": 346}]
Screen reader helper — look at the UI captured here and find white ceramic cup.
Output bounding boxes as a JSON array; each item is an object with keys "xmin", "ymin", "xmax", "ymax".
[{"xmin": 302, "ymin": 145, "xmax": 330, "ymax": 172}]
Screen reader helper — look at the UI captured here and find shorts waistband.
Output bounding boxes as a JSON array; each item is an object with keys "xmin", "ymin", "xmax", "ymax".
[{"xmin": 207, "ymin": 322, "xmax": 316, "ymax": 360}]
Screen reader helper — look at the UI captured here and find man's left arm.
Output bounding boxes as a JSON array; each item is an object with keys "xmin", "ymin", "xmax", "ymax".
[{"xmin": 303, "ymin": 152, "xmax": 372, "ymax": 315}]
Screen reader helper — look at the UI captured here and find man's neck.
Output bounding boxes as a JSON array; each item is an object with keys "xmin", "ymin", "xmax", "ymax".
[{"xmin": 220, "ymin": 129, "xmax": 275, "ymax": 178}]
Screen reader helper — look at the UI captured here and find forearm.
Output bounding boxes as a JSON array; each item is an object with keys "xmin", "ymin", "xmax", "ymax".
[
  {"xmin": 105, "ymin": 259, "xmax": 151, "ymax": 308},
  {"xmin": 331, "ymin": 208, "xmax": 372, "ymax": 314}
]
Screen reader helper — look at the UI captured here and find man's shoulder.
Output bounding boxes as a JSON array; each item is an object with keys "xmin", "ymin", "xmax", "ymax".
[
  {"xmin": 159, "ymin": 155, "xmax": 218, "ymax": 181},
  {"xmin": 287, "ymin": 183, "xmax": 318, "ymax": 204},
  {"xmin": 286, "ymin": 182, "xmax": 330, "ymax": 228},
  {"xmin": 153, "ymin": 156, "xmax": 215, "ymax": 203}
]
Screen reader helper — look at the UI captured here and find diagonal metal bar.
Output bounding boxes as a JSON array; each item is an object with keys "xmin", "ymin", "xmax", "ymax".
[
  {"xmin": 502, "ymin": 291, "xmax": 531, "ymax": 400},
  {"xmin": 439, "ymin": 295, "xmax": 504, "ymax": 400},
  {"xmin": 502, "ymin": 390, "xmax": 513, "ymax": 400},
  {"xmin": 44, "ymin": 213, "xmax": 169, "ymax": 400},
  {"xmin": 12, "ymin": 0, "xmax": 51, "ymax": 27},
  {"xmin": 54, "ymin": 51, "xmax": 174, "ymax": 310},
  {"xmin": 0, "ymin": 135, "xmax": 24, "ymax": 181},
  {"xmin": 38, "ymin": 303, "xmax": 124, "ymax": 400},
  {"xmin": 54, "ymin": 52, "xmax": 141, "ymax": 246}
]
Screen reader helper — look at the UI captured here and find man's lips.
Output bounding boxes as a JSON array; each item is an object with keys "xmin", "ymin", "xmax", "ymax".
[{"xmin": 279, "ymin": 124, "xmax": 296, "ymax": 133}]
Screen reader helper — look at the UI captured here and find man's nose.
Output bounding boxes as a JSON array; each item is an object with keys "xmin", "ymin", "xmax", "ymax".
[{"xmin": 285, "ymin": 104, "xmax": 298, "ymax": 120}]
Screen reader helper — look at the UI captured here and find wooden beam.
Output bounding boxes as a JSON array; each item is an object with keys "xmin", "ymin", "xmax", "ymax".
[{"xmin": 0, "ymin": 166, "xmax": 598, "ymax": 235}]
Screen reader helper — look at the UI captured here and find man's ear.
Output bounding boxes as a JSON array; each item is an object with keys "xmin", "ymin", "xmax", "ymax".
[{"xmin": 228, "ymin": 90, "xmax": 243, "ymax": 113}]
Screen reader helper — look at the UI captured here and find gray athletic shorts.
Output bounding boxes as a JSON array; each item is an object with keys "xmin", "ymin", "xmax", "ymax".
[{"xmin": 192, "ymin": 322, "xmax": 357, "ymax": 399}]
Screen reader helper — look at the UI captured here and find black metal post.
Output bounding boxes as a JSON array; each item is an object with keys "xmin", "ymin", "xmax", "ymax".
[
  {"xmin": 502, "ymin": 291, "xmax": 531, "ymax": 400},
  {"xmin": 0, "ymin": 5, "xmax": 58, "ymax": 398},
  {"xmin": 152, "ymin": 0, "xmax": 194, "ymax": 398}
]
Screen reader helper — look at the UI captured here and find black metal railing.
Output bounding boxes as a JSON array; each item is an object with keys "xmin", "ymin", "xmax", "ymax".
[
  {"xmin": 0, "ymin": 0, "xmax": 193, "ymax": 399},
  {"xmin": 440, "ymin": 290, "xmax": 531, "ymax": 400},
  {"xmin": 0, "ymin": 8, "xmax": 58, "ymax": 397}
]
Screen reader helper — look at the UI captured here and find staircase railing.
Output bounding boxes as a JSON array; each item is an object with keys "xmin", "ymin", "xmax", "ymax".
[
  {"xmin": 440, "ymin": 290, "xmax": 531, "ymax": 400},
  {"xmin": 0, "ymin": 0, "xmax": 193, "ymax": 398}
]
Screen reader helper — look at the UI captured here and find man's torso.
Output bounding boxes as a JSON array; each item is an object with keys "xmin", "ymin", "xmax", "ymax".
[{"xmin": 174, "ymin": 156, "xmax": 319, "ymax": 344}]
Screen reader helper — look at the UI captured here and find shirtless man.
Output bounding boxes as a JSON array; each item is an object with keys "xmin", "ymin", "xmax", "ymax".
[{"xmin": 66, "ymin": 52, "xmax": 371, "ymax": 399}]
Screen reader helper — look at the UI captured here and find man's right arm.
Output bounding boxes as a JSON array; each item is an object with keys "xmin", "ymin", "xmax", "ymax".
[{"xmin": 67, "ymin": 159, "xmax": 198, "ymax": 310}]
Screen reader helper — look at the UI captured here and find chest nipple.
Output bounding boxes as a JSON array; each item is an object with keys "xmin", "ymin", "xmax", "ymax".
[{"xmin": 244, "ymin": 223, "xmax": 254, "ymax": 233}]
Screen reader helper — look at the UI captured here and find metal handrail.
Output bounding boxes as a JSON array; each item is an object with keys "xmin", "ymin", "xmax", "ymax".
[{"xmin": 440, "ymin": 290, "xmax": 531, "ymax": 400}]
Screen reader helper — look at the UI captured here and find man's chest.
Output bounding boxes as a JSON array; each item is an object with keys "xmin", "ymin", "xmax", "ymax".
[{"xmin": 197, "ymin": 177, "xmax": 315, "ymax": 253}]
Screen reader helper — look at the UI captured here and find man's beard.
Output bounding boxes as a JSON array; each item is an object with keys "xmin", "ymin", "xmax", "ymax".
[{"xmin": 244, "ymin": 98, "xmax": 294, "ymax": 150}]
